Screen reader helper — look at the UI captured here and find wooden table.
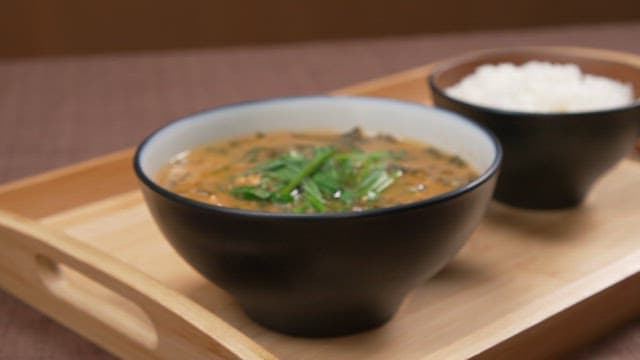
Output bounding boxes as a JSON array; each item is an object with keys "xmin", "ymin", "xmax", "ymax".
[{"xmin": 1, "ymin": 21, "xmax": 639, "ymax": 359}]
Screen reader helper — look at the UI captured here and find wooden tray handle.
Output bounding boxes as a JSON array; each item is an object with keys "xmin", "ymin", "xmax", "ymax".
[{"xmin": 0, "ymin": 209, "xmax": 275, "ymax": 360}]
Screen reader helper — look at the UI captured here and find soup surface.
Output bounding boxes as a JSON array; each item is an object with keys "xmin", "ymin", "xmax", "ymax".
[{"xmin": 156, "ymin": 128, "xmax": 478, "ymax": 213}]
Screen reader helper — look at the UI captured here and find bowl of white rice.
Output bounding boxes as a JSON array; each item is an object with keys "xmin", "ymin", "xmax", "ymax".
[{"xmin": 428, "ymin": 46, "xmax": 640, "ymax": 209}]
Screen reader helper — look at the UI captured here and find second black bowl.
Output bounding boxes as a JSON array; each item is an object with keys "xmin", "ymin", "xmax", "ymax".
[{"xmin": 429, "ymin": 47, "xmax": 640, "ymax": 209}]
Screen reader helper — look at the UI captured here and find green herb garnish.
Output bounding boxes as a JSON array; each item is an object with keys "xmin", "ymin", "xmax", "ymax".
[
  {"xmin": 277, "ymin": 147, "xmax": 335, "ymax": 197},
  {"xmin": 229, "ymin": 146, "xmax": 404, "ymax": 213}
]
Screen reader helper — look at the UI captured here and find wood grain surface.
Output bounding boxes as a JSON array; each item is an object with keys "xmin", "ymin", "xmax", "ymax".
[
  {"xmin": 1, "ymin": 22, "xmax": 640, "ymax": 359},
  {"xmin": 0, "ymin": 207, "xmax": 278, "ymax": 360}
]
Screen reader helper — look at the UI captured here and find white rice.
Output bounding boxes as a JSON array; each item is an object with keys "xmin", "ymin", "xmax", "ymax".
[{"xmin": 445, "ymin": 61, "xmax": 635, "ymax": 113}]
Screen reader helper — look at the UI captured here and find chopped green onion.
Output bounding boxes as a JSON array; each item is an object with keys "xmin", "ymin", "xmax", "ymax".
[
  {"xmin": 277, "ymin": 147, "xmax": 335, "ymax": 197},
  {"xmin": 230, "ymin": 146, "xmax": 403, "ymax": 212}
]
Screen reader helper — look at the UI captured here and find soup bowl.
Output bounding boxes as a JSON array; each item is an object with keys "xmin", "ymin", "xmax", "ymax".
[
  {"xmin": 429, "ymin": 47, "xmax": 640, "ymax": 209},
  {"xmin": 134, "ymin": 96, "xmax": 501, "ymax": 336}
]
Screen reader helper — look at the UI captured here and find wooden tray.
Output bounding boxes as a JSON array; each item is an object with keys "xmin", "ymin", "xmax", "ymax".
[{"xmin": 1, "ymin": 47, "xmax": 640, "ymax": 359}]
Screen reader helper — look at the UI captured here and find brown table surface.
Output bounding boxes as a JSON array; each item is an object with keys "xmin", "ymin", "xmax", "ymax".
[{"xmin": 1, "ymin": 21, "xmax": 640, "ymax": 359}]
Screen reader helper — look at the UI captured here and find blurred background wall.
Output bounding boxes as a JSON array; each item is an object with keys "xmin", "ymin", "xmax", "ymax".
[{"xmin": 2, "ymin": 0, "xmax": 640, "ymax": 58}]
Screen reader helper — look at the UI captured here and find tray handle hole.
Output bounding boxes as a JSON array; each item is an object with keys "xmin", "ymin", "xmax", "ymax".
[{"xmin": 34, "ymin": 254, "xmax": 159, "ymax": 350}]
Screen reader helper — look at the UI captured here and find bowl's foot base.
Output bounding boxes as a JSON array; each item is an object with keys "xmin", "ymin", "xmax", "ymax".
[{"xmin": 242, "ymin": 304, "xmax": 396, "ymax": 337}]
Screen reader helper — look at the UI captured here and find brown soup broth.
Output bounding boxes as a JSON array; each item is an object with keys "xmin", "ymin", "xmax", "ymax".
[{"xmin": 156, "ymin": 129, "xmax": 478, "ymax": 213}]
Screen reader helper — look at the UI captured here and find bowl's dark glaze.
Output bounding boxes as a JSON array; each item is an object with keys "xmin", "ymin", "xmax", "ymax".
[
  {"xmin": 139, "ymin": 176, "xmax": 496, "ymax": 336},
  {"xmin": 429, "ymin": 47, "xmax": 640, "ymax": 209},
  {"xmin": 134, "ymin": 96, "xmax": 501, "ymax": 336}
]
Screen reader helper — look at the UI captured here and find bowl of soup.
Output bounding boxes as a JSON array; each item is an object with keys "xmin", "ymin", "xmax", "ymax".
[
  {"xmin": 134, "ymin": 96, "xmax": 501, "ymax": 336},
  {"xmin": 429, "ymin": 47, "xmax": 640, "ymax": 209}
]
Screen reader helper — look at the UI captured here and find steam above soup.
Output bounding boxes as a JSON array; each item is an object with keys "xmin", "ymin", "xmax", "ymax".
[{"xmin": 156, "ymin": 128, "xmax": 478, "ymax": 213}]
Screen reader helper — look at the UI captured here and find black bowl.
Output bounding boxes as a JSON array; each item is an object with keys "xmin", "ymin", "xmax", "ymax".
[
  {"xmin": 134, "ymin": 96, "xmax": 501, "ymax": 336},
  {"xmin": 429, "ymin": 47, "xmax": 640, "ymax": 209}
]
